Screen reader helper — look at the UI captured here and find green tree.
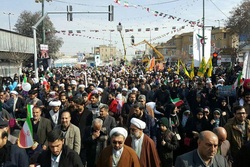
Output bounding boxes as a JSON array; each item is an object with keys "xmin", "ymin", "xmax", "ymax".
[
  {"xmin": 226, "ymin": 0, "xmax": 250, "ymax": 49},
  {"xmin": 14, "ymin": 10, "xmax": 63, "ymax": 59}
]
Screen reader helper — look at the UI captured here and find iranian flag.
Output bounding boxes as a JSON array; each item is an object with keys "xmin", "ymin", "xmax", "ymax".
[
  {"xmin": 18, "ymin": 105, "xmax": 34, "ymax": 148},
  {"xmin": 232, "ymin": 71, "xmax": 243, "ymax": 89},
  {"xmin": 171, "ymin": 98, "xmax": 184, "ymax": 107}
]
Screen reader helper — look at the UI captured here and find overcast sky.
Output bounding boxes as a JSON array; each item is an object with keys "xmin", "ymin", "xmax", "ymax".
[{"xmin": 0, "ymin": 0, "xmax": 243, "ymax": 56}]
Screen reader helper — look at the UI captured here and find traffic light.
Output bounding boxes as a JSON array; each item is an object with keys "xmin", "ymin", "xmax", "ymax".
[
  {"xmin": 67, "ymin": 5, "xmax": 73, "ymax": 21},
  {"xmin": 108, "ymin": 5, "xmax": 114, "ymax": 21},
  {"xmin": 212, "ymin": 52, "xmax": 218, "ymax": 66},
  {"xmin": 131, "ymin": 35, "xmax": 135, "ymax": 45}
]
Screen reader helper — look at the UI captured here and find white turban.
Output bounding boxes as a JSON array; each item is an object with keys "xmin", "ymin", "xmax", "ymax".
[
  {"xmin": 110, "ymin": 127, "xmax": 128, "ymax": 139},
  {"xmin": 49, "ymin": 100, "xmax": 61, "ymax": 107},
  {"xmin": 130, "ymin": 118, "xmax": 146, "ymax": 130},
  {"xmin": 10, "ymin": 91, "xmax": 18, "ymax": 95}
]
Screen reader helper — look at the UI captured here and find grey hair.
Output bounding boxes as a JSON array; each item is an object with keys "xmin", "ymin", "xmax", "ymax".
[
  {"xmin": 92, "ymin": 118, "xmax": 103, "ymax": 126},
  {"xmin": 99, "ymin": 104, "xmax": 109, "ymax": 111}
]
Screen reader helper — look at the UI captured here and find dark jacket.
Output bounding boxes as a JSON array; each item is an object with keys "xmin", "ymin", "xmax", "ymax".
[
  {"xmin": 0, "ymin": 141, "xmax": 29, "ymax": 167},
  {"xmin": 37, "ymin": 145, "xmax": 83, "ymax": 167}
]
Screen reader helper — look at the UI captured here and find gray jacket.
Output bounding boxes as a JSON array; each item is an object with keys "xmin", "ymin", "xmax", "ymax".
[{"xmin": 175, "ymin": 149, "xmax": 229, "ymax": 167}]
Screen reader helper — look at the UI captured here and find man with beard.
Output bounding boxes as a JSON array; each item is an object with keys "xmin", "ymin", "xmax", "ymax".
[
  {"xmin": 175, "ymin": 131, "xmax": 228, "ymax": 166},
  {"xmin": 121, "ymin": 92, "xmax": 137, "ymax": 126},
  {"xmin": 54, "ymin": 111, "xmax": 81, "ymax": 154},
  {"xmin": 125, "ymin": 118, "xmax": 160, "ymax": 167},
  {"xmin": 35, "ymin": 129, "xmax": 83, "ymax": 167},
  {"xmin": 128, "ymin": 102, "xmax": 156, "ymax": 143},
  {"xmin": 46, "ymin": 100, "xmax": 62, "ymax": 128},
  {"xmin": 97, "ymin": 127, "xmax": 140, "ymax": 167}
]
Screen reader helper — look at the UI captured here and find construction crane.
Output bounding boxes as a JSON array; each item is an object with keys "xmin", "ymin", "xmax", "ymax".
[{"xmin": 133, "ymin": 40, "xmax": 165, "ymax": 64}]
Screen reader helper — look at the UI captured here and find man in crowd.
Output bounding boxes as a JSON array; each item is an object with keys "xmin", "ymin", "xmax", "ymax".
[
  {"xmin": 98, "ymin": 104, "xmax": 116, "ymax": 135},
  {"xmin": 213, "ymin": 127, "xmax": 232, "ymax": 166},
  {"xmin": 32, "ymin": 106, "xmax": 52, "ymax": 150},
  {"xmin": 46, "ymin": 100, "xmax": 62, "ymax": 127},
  {"xmin": 128, "ymin": 102, "xmax": 156, "ymax": 143},
  {"xmin": 175, "ymin": 130, "xmax": 228, "ymax": 166},
  {"xmin": 36, "ymin": 129, "xmax": 83, "ymax": 166},
  {"xmin": 224, "ymin": 105, "xmax": 250, "ymax": 160},
  {"xmin": 97, "ymin": 127, "xmax": 140, "ymax": 167},
  {"xmin": 125, "ymin": 118, "xmax": 161, "ymax": 167},
  {"xmin": 54, "ymin": 111, "xmax": 81, "ymax": 154},
  {"xmin": 83, "ymin": 118, "xmax": 108, "ymax": 167},
  {"xmin": 0, "ymin": 129, "xmax": 29, "ymax": 167}
]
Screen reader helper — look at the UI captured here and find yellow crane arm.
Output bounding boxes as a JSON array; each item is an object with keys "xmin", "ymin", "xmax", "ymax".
[{"xmin": 133, "ymin": 40, "xmax": 164, "ymax": 62}]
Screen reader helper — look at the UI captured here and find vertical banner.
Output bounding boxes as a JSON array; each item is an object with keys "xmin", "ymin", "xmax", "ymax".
[
  {"xmin": 242, "ymin": 51, "xmax": 250, "ymax": 79},
  {"xmin": 39, "ymin": 44, "xmax": 49, "ymax": 59},
  {"xmin": 193, "ymin": 27, "xmax": 212, "ymax": 67}
]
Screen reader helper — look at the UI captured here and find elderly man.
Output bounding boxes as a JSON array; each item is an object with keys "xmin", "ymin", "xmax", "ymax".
[
  {"xmin": 46, "ymin": 100, "xmax": 62, "ymax": 127},
  {"xmin": 125, "ymin": 118, "xmax": 161, "ymax": 167},
  {"xmin": 83, "ymin": 118, "xmax": 108, "ymax": 167},
  {"xmin": 213, "ymin": 127, "xmax": 232, "ymax": 166},
  {"xmin": 0, "ymin": 129, "xmax": 29, "ymax": 167},
  {"xmin": 224, "ymin": 105, "xmax": 250, "ymax": 159},
  {"xmin": 54, "ymin": 111, "xmax": 81, "ymax": 154},
  {"xmin": 175, "ymin": 131, "xmax": 228, "ymax": 166},
  {"xmin": 97, "ymin": 127, "xmax": 140, "ymax": 167}
]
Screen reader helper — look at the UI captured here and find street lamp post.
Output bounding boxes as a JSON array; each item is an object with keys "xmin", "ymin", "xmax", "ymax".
[
  {"xmin": 117, "ymin": 22, "xmax": 126, "ymax": 61},
  {"xmin": 3, "ymin": 12, "xmax": 14, "ymax": 31}
]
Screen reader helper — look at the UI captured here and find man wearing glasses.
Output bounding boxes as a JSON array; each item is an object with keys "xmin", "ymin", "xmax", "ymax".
[
  {"xmin": 224, "ymin": 105, "xmax": 250, "ymax": 160},
  {"xmin": 97, "ymin": 127, "xmax": 140, "ymax": 167}
]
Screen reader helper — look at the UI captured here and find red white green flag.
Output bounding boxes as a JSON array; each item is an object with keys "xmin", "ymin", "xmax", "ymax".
[
  {"xmin": 18, "ymin": 105, "xmax": 34, "ymax": 148},
  {"xmin": 232, "ymin": 71, "xmax": 243, "ymax": 89},
  {"xmin": 171, "ymin": 98, "xmax": 184, "ymax": 107}
]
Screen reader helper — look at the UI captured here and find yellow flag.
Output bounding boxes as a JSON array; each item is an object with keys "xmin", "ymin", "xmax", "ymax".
[
  {"xmin": 190, "ymin": 58, "xmax": 194, "ymax": 79},
  {"xmin": 176, "ymin": 59, "xmax": 180, "ymax": 74},
  {"xmin": 197, "ymin": 57, "xmax": 206, "ymax": 77},
  {"xmin": 180, "ymin": 60, "xmax": 190, "ymax": 78},
  {"xmin": 206, "ymin": 56, "xmax": 213, "ymax": 77}
]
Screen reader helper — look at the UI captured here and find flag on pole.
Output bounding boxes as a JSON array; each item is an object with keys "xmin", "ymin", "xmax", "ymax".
[
  {"xmin": 232, "ymin": 71, "xmax": 243, "ymax": 89},
  {"xmin": 147, "ymin": 57, "xmax": 155, "ymax": 71},
  {"xmin": 18, "ymin": 104, "xmax": 34, "ymax": 148},
  {"xmin": 180, "ymin": 60, "xmax": 190, "ymax": 78},
  {"xmin": 190, "ymin": 58, "xmax": 195, "ymax": 79},
  {"xmin": 197, "ymin": 57, "xmax": 207, "ymax": 77},
  {"xmin": 206, "ymin": 56, "xmax": 213, "ymax": 77},
  {"xmin": 23, "ymin": 75, "xmax": 27, "ymax": 83},
  {"xmin": 176, "ymin": 59, "xmax": 180, "ymax": 75}
]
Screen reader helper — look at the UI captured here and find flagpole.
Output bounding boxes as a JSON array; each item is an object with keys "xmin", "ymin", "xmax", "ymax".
[{"xmin": 202, "ymin": 0, "xmax": 205, "ymax": 58}]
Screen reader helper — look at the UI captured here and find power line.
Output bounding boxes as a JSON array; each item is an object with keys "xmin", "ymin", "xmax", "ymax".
[
  {"xmin": 209, "ymin": 0, "xmax": 228, "ymax": 18},
  {"xmin": 53, "ymin": 0, "xmax": 107, "ymax": 7},
  {"xmin": 145, "ymin": 0, "xmax": 182, "ymax": 6}
]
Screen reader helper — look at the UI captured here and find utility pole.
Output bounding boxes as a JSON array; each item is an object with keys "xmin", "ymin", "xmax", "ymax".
[
  {"xmin": 202, "ymin": 0, "xmax": 205, "ymax": 58},
  {"xmin": 42, "ymin": 0, "xmax": 45, "ymax": 44}
]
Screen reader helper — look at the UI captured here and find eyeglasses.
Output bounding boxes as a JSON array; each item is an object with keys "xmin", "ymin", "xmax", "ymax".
[
  {"xmin": 112, "ymin": 141, "xmax": 123, "ymax": 145},
  {"xmin": 138, "ymin": 101, "xmax": 144, "ymax": 102},
  {"xmin": 236, "ymin": 112, "xmax": 246, "ymax": 115}
]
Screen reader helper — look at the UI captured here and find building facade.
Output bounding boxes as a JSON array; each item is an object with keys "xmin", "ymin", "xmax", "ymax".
[
  {"xmin": 155, "ymin": 27, "xmax": 239, "ymax": 64},
  {"xmin": 93, "ymin": 45, "xmax": 117, "ymax": 62}
]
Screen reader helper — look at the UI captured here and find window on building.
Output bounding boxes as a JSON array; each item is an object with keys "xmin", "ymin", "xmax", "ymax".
[
  {"xmin": 189, "ymin": 45, "xmax": 193, "ymax": 54},
  {"xmin": 212, "ymin": 34, "xmax": 215, "ymax": 40},
  {"xmin": 224, "ymin": 33, "xmax": 227, "ymax": 39},
  {"xmin": 189, "ymin": 36, "xmax": 193, "ymax": 41}
]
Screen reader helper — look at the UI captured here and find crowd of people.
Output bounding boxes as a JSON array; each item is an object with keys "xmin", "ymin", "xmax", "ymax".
[{"xmin": 0, "ymin": 63, "xmax": 249, "ymax": 167}]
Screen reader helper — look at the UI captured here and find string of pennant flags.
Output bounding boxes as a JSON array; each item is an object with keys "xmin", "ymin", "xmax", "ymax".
[{"xmin": 113, "ymin": 0, "xmax": 204, "ymax": 27}]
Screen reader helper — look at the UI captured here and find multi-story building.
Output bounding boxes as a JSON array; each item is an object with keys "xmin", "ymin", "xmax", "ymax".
[
  {"xmin": 93, "ymin": 45, "xmax": 117, "ymax": 62},
  {"xmin": 155, "ymin": 27, "xmax": 239, "ymax": 64}
]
